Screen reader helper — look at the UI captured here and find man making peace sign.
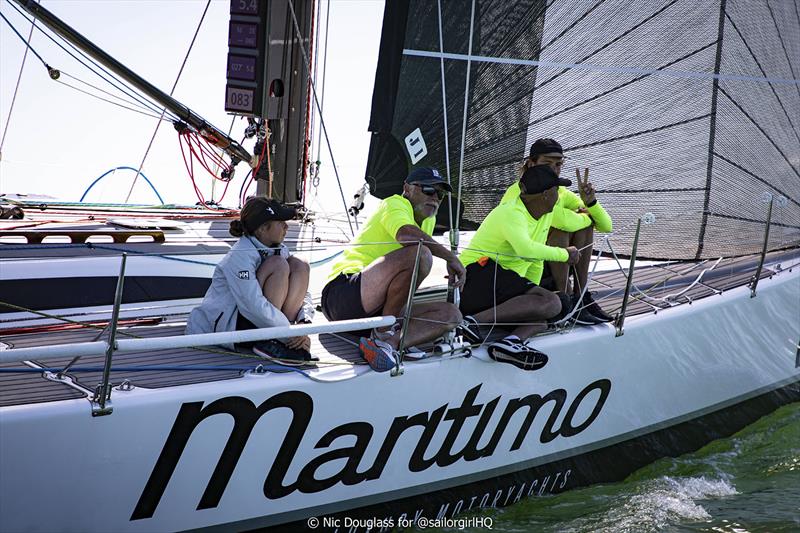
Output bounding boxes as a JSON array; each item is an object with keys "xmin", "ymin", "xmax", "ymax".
[{"xmin": 501, "ymin": 138, "xmax": 614, "ymax": 324}]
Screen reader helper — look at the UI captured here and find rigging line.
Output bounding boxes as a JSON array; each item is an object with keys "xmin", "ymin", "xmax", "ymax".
[
  {"xmin": 765, "ymin": 0, "xmax": 800, "ymax": 102},
  {"xmin": 286, "ymin": 0, "xmax": 354, "ymax": 236},
  {"xmin": 0, "ymin": 9, "xmax": 46, "ymax": 66},
  {"xmin": 467, "ymin": 40, "xmax": 717, "ymax": 153},
  {"xmin": 0, "ymin": 8, "xmax": 37, "ymax": 158},
  {"xmin": 466, "ymin": 0, "xmax": 543, "ymax": 110},
  {"xmin": 455, "ymin": 0, "xmax": 476, "ymax": 236},
  {"xmin": 436, "ymin": 0, "xmax": 454, "ymax": 241},
  {"xmin": 401, "ymin": 49, "xmax": 800, "ymax": 86},
  {"xmin": 724, "ymin": 12, "xmax": 800, "ymax": 144},
  {"xmin": 4, "ymin": 0, "xmax": 169, "ymax": 118},
  {"xmin": 124, "ymin": 0, "xmax": 212, "ymax": 205},
  {"xmin": 717, "ymin": 86, "xmax": 800, "ymax": 180},
  {"xmin": 52, "ymin": 78, "xmax": 168, "ymax": 121},
  {"xmin": 314, "ymin": 0, "xmax": 331, "ymax": 167},
  {"xmin": 712, "ymin": 152, "xmax": 800, "ymax": 208},
  {"xmin": 59, "ymin": 70, "xmax": 167, "ymax": 117},
  {"xmin": 314, "ymin": 0, "xmax": 331, "ymax": 165}
]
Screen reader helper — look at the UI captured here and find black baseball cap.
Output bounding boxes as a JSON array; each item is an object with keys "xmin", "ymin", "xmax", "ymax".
[
  {"xmin": 241, "ymin": 197, "xmax": 296, "ymax": 233},
  {"xmin": 520, "ymin": 164, "xmax": 572, "ymax": 194},
  {"xmin": 529, "ymin": 138, "xmax": 563, "ymax": 159},
  {"xmin": 405, "ymin": 167, "xmax": 453, "ymax": 192}
]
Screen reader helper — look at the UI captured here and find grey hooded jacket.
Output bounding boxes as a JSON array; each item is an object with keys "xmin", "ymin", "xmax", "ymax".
[{"xmin": 186, "ymin": 236, "xmax": 313, "ymax": 348}]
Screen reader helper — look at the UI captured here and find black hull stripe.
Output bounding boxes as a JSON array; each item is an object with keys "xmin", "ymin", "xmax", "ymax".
[
  {"xmin": 189, "ymin": 379, "xmax": 800, "ymax": 532},
  {"xmin": 0, "ymin": 277, "xmax": 210, "ymax": 312}
]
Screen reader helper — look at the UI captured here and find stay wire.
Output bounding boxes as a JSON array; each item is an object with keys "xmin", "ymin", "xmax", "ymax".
[
  {"xmin": 124, "ymin": 0, "xmax": 212, "ymax": 204},
  {"xmin": 4, "ymin": 0, "xmax": 172, "ymax": 119},
  {"xmin": 286, "ymin": 0, "xmax": 354, "ymax": 236},
  {"xmin": 53, "ymin": 78, "xmax": 168, "ymax": 121},
  {"xmin": 58, "ymin": 70, "xmax": 170, "ymax": 118},
  {"xmin": 0, "ymin": 9, "xmax": 38, "ymax": 158}
]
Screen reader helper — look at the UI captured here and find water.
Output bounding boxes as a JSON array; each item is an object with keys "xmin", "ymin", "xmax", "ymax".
[{"xmin": 430, "ymin": 403, "xmax": 800, "ymax": 533}]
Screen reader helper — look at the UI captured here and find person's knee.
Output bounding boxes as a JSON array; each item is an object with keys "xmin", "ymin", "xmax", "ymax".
[
  {"xmin": 417, "ymin": 246, "xmax": 433, "ymax": 276},
  {"xmin": 575, "ymin": 225, "xmax": 593, "ymax": 244},
  {"xmin": 287, "ymin": 256, "xmax": 310, "ymax": 277},
  {"xmin": 544, "ymin": 291, "xmax": 562, "ymax": 317},
  {"xmin": 442, "ymin": 304, "xmax": 462, "ymax": 328},
  {"xmin": 258, "ymin": 255, "xmax": 289, "ymax": 277},
  {"xmin": 548, "ymin": 228, "xmax": 570, "ymax": 246}
]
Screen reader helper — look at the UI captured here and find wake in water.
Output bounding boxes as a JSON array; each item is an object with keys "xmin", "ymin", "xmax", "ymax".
[{"xmin": 438, "ymin": 403, "xmax": 800, "ymax": 533}]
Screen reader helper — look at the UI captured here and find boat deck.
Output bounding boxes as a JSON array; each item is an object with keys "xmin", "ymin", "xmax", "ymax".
[{"xmin": 1, "ymin": 250, "xmax": 797, "ymax": 408}]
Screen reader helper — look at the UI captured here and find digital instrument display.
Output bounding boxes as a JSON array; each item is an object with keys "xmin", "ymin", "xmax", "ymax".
[
  {"xmin": 230, "ymin": 0, "xmax": 258, "ymax": 16},
  {"xmin": 229, "ymin": 22, "xmax": 258, "ymax": 48},
  {"xmin": 227, "ymin": 55, "xmax": 257, "ymax": 81},
  {"xmin": 226, "ymin": 87, "xmax": 255, "ymax": 113}
]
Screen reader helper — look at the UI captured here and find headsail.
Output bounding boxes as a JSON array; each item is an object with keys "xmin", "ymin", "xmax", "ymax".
[{"xmin": 365, "ymin": 0, "xmax": 800, "ymax": 259}]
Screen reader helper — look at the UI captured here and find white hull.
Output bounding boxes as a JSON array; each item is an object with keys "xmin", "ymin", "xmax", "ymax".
[{"xmin": 1, "ymin": 266, "xmax": 798, "ymax": 532}]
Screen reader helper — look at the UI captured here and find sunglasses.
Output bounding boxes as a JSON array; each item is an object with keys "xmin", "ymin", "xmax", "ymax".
[{"xmin": 415, "ymin": 184, "xmax": 448, "ymax": 199}]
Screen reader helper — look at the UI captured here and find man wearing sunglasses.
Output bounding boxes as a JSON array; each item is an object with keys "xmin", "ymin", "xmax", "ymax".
[
  {"xmin": 321, "ymin": 167, "xmax": 471, "ymax": 372},
  {"xmin": 503, "ymin": 138, "xmax": 614, "ymax": 324}
]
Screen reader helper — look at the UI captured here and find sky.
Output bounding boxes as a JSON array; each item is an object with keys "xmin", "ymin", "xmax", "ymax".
[{"xmin": 0, "ymin": 0, "xmax": 384, "ymax": 209}]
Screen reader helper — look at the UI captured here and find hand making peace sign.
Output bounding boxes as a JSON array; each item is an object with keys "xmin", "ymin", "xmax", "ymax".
[{"xmin": 575, "ymin": 167, "xmax": 596, "ymax": 206}]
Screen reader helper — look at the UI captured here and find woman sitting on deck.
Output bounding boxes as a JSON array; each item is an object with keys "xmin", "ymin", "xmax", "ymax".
[{"xmin": 186, "ymin": 196, "xmax": 314, "ymax": 365}]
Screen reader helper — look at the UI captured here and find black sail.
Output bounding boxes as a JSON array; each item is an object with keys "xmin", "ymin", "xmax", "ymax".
[{"xmin": 365, "ymin": 0, "xmax": 800, "ymax": 259}]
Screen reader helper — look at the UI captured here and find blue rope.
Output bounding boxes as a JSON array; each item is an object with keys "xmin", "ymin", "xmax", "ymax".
[{"xmin": 80, "ymin": 166, "xmax": 165, "ymax": 204}]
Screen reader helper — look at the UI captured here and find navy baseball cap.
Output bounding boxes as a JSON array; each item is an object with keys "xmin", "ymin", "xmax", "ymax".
[
  {"xmin": 405, "ymin": 167, "xmax": 453, "ymax": 192},
  {"xmin": 520, "ymin": 164, "xmax": 571, "ymax": 194},
  {"xmin": 529, "ymin": 138, "xmax": 563, "ymax": 159},
  {"xmin": 242, "ymin": 197, "xmax": 296, "ymax": 233}
]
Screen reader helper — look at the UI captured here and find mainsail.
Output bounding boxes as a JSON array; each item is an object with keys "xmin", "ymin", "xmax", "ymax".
[{"xmin": 365, "ymin": 0, "xmax": 800, "ymax": 259}]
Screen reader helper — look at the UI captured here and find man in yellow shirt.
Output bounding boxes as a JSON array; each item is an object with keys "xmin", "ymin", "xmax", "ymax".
[
  {"xmin": 322, "ymin": 168, "xmax": 468, "ymax": 371},
  {"xmin": 508, "ymin": 138, "xmax": 614, "ymax": 323},
  {"xmin": 460, "ymin": 165, "xmax": 580, "ymax": 369}
]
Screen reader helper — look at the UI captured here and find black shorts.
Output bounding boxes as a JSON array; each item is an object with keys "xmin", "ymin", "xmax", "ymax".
[
  {"xmin": 235, "ymin": 312, "xmax": 258, "ymax": 348},
  {"xmin": 459, "ymin": 259, "xmax": 536, "ymax": 315},
  {"xmin": 321, "ymin": 273, "xmax": 374, "ymax": 321}
]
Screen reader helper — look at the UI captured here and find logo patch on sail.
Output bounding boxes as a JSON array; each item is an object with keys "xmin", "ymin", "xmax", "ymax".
[{"xmin": 405, "ymin": 128, "xmax": 427, "ymax": 164}]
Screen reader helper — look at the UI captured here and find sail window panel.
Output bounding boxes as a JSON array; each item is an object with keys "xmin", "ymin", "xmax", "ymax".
[
  {"xmin": 458, "ymin": 162, "xmax": 521, "ymax": 222},
  {"xmin": 593, "ymin": 191, "xmax": 706, "ymax": 260},
  {"xmin": 563, "ymin": 118, "xmax": 712, "ymax": 193},
  {"xmin": 699, "ymin": 217, "xmax": 799, "ymax": 258},
  {"xmin": 717, "ymin": 21, "xmax": 800, "ymax": 173},
  {"xmin": 523, "ymin": 46, "xmax": 716, "ymax": 156},
  {"xmin": 713, "ymin": 94, "xmax": 800, "ymax": 207},
  {"xmin": 531, "ymin": 25, "xmax": 715, "ymax": 127},
  {"xmin": 768, "ymin": 1, "xmax": 800, "ymax": 85},
  {"xmin": 537, "ymin": 0, "xmax": 717, "ymax": 86},
  {"xmin": 724, "ymin": 0, "xmax": 800, "ymax": 86},
  {"xmin": 709, "ymin": 156, "xmax": 800, "ymax": 234}
]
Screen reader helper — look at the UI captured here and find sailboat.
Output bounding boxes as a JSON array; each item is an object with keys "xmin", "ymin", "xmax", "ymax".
[{"xmin": 1, "ymin": 0, "xmax": 798, "ymax": 532}]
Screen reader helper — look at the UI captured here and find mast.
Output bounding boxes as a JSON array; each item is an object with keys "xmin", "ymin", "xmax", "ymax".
[{"xmin": 12, "ymin": 0, "xmax": 253, "ymax": 167}]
